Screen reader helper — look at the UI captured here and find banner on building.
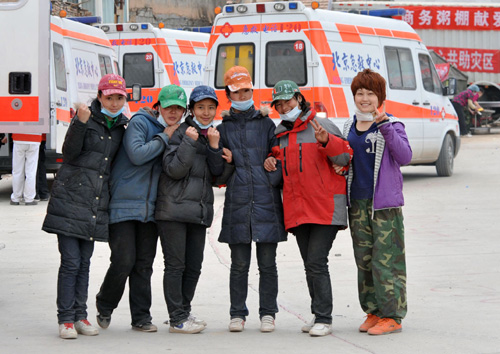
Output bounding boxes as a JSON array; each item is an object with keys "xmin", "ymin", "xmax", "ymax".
[
  {"xmin": 400, "ymin": 6, "xmax": 500, "ymax": 31},
  {"xmin": 428, "ymin": 46, "xmax": 500, "ymax": 73}
]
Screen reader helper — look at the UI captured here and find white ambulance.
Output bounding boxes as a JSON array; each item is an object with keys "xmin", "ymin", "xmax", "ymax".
[
  {"xmin": 96, "ymin": 23, "xmax": 209, "ymax": 114},
  {"xmin": 0, "ymin": 0, "xmax": 122, "ymax": 174},
  {"xmin": 205, "ymin": 1, "xmax": 460, "ymax": 176}
]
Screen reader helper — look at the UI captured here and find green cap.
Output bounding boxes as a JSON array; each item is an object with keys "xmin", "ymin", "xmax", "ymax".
[
  {"xmin": 158, "ymin": 85, "xmax": 187, "ymax": 109},
  {"xmin": 271, "ymin": 80, "xmax": 300, "ymax": 106}
]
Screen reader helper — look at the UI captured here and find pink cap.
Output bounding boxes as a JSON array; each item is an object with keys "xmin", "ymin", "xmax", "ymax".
[{"xmin": 98, "ymin": 74, "xmax": 127, "ymax": 96}]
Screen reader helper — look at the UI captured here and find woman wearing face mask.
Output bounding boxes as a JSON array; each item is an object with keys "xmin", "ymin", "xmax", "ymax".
[
  {"xmin": 264, "ymin": 80, "xmax": 352, "ymax": 337},
  {"xmin": 216, "ymin": 66, "xmax": 286, "ymax": 333},
  {"xmin": 42, "ymin": 74, "xmax": 129, "ymax": 339},
  {"xmin": 342, "ymin": 69, "xmax": 411, "ymax": 335},
  {"xmin": 155, "ymin": 85, "xmax": 225, "ymax": 334},
  {"xmin": 95, "ymin": 85, "xmax": 182, "ymax": 333}
]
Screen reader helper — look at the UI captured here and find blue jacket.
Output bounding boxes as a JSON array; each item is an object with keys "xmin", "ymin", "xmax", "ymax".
[
  {"xmin": 108, "ymin": 107, "xmax": 169, "ymax": 224},
  {"xmin": 217, "ymin": 106, "xmax": 287, "ymax": 244}
]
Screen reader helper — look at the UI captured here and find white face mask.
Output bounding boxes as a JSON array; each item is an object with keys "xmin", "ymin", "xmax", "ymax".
[
  {"xmin": 279, "ymin": 106, "xmax": 302, "ymax": 122},
  {"xmin": 355, "ymin": 109, "xmax": 375, "ymax": 122}
]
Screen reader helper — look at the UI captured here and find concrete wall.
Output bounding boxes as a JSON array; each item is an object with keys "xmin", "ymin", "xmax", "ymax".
[{"xmin": 129, "ymin": 0, "xmax": 227, "ymax": 28}]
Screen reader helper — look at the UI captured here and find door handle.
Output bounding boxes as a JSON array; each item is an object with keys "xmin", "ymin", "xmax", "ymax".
[
  {"xmin": 412, "ymin": 101, "xmax": 419, "ymax": 105},
  {"xmin": 422, "ymin": 101, "xmax": 431, "ymax": 106}
]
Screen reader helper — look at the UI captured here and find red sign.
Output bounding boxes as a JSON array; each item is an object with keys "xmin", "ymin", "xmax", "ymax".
[
  {"xmin": 435, "ymin": 63, "xmax": 450, "ymax": 81},
  {"xmin": 429, "ymin": 46, "xmax": 500, "ymax": 73},
  {"xmin": 399, "ymin": 6, "xmax": 500, "ymax": 30}
]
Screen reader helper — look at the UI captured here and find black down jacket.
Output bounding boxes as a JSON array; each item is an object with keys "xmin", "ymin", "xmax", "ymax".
[
  {"xmin": 155, "ymin": 115, "xmax": 224, "ymax": 227},
  {"xmin": 42, "ymin": 99, "xmax": 128, "ymax": 242},
  {"xmin": 216, "ymin": 106, "xmax": 287, "ymax": 244}
]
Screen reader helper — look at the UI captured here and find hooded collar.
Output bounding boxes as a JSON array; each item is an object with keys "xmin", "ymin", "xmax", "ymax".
[{"xmin": 220, "ymin": 106, "xmax": 271, "ymax": 122}]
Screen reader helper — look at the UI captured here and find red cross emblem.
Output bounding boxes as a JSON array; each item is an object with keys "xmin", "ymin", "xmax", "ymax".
[{"xmin": 220, "ymin": 22, "xmax": 233, "ymax": 38}]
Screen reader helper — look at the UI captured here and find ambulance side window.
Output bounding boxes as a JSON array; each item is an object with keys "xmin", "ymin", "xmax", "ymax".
[
  {"xmin": 384, "ymin": 47, "xmax": 416, "ymax": 90},
  {"xmin": 99, "ymin": 55, "xmax": 113, "ymax": 75},
  {"xmin": 215, "ymin": 43, "xmax": 255, "ymax": 89},
  {"xmin": 418, "ymin": 54, "xmax": 442, "ymax": 95},
  {"xmin": 53, "ymin": 43, "xmax": 67, "ymax": 91},
  {"xmin": 266, "ymin": 41, "xmax": 307, "ymax": 87},
  {"xmin": 113, "ymin": 61, "xmax": 121, "ymax": 76},
  {"xmin": 123, "ymin": 53, "xmax": 155, "ymax": 88}
]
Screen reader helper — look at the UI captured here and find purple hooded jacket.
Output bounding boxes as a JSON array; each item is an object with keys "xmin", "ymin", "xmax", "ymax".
[{"xmin": 343, "ymin": 115, "xmax": 412, "ymax": 211}]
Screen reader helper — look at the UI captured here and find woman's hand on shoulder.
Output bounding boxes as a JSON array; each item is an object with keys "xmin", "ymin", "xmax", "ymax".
[{"xmin": 164, "ymin": 124, "xmax": 179, "ymax": 139}]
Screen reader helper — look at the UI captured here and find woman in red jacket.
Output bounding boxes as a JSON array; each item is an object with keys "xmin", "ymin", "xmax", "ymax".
[{"xmin": 264, "ymin": 80, "xmax": 352, "ymax": 336}]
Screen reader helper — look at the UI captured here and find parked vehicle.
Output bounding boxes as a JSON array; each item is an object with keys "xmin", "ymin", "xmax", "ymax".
[
  {"xmin": 96, "ymin": 23, "xmax": 209, "ymax": 114},
  {"xmin": 205, "ymin": 1, "xmax": 460, "ymax": 176},
  {"xmin": 0, "ymin": 0, "xmax": 124, "ymax": 174}
]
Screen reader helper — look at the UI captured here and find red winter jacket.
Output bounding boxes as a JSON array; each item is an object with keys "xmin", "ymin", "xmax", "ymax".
[{"xmin": 275, "ymin": 109, "xmax": 353, "ymax": 231}]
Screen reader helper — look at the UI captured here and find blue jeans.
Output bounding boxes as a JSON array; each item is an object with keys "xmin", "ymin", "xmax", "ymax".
[
  {"xmin": 229, "ymin": 242, "xmax": 278, "ymax": 320},
  {"xmin": 158, "ymin": 221, "xmax": 206, "ymax": 326},
  {"xmin": 292, "ymin": 224, "xmax": 338, "ymax": 324},
  {"xmin": 96, "ymin": 221, "xmax": 158, "ymax": 326},
  {"xmin": 57, "ymin": 235, "xmax": 95, "ymax": 324}
]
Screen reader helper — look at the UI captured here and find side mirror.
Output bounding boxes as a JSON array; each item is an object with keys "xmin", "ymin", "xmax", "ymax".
[
  {"xmin": 443, "ymin": 78, "xmax": 457, "ymax": 96},
  {"xmin": 127, "ymin": 83, "xmax": 142, "ymax": 102}
]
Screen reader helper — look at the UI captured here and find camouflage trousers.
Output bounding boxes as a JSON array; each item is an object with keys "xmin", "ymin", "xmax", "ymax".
[{"xmin": 348, "ymin": 199, "xmax": 407, "ymax": 322}]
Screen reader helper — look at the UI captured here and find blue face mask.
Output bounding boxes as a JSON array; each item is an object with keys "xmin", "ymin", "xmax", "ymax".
[
  {"xmin": 101, "ymin": 106, "xmax": 124, "ymax": 118},
  {"xmin": 231, "ymin": 98, "xmax": 254, "ymax": 112},
  {"xmin": 193, "ymin": 117, "xmax": 212, "ymax": 129},
  {"xmin": 279, "ymin": 106, "xmax": 302, "ymax": 122}
]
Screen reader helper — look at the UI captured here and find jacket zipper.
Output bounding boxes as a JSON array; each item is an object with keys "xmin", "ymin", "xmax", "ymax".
[
  {"xmin": 299, "ymin": 143, "xmax": 302, "ymax": 172},
  {"xmin": 283, "ymin": 147, "xmax": 288, "ymax": 176}
]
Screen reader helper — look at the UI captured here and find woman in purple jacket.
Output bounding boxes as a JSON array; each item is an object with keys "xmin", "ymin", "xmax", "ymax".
[{"xmin": 342, "ymin": 69, "xmax": 412, "ymax": 336}]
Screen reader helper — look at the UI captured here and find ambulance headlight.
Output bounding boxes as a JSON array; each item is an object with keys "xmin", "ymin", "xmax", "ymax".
[
  {"xmin": 274, "ymin": 3, "xmax": 286, "ymax": 11},
  {"xmin": 289, "ymin": 2, "xmax": 298, "ymax": 10},
  {"xmin": 101, "ymin": 25, "xmax": 110, "ymax": 32},
  {"xmin": 129, "ymin": 24, "xmax": 139, "ymax": 31},
  {"xmin": 237, "ymin": 5, "xmax": 248, "ymax": 13}
]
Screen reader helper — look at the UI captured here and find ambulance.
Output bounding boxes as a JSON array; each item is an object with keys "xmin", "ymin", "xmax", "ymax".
[
  {"xmin": 205, "ymin": 1, "xmax": 460, "ymax": 176},
  {"xmin": 0, "ymin": 0, "xmax": 124, "ymax": 174},
  {"xmin": 96, "ymin": 23, "xmax": 210, "ymax": 114}
]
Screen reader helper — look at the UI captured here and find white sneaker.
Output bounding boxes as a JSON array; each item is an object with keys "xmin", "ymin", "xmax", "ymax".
[
  {"xmin": 169, "ymin": 318, "xmax": 205, "ymax": 334},
  {"xmin": 301, "ymin": 316, "xmax": 315, "ymax": 333},
  {"xmin": 188, "ymin": 314, "xmax": 207, "ymax": 327},
  {"xmin": 309, "ymin": 323, "xmax": 332, "ymax": 337},
  {"xmin": 260, "ymin": 315, "xmax": 275, "ymax": 333},
  {"xmin": 59, "ymin": 323, "xmax": 78, "ymax": 339},
  {"xmin": 75, "ymin": 319, "xmax": 99, "ymax": 336},
  {"xmin": 228, "ymin": 318, "xmax": 245, "ymax": 332}
]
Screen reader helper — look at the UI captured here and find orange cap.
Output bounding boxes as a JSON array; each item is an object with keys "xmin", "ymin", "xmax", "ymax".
[{"xmin": 224, "ymin": 66, "xmax": 253, "ymax": 92}]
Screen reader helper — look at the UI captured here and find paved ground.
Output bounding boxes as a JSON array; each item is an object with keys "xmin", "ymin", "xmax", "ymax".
[{"xmin": 1, "ymin": 133, "xmax": 499, "ymax": 354}]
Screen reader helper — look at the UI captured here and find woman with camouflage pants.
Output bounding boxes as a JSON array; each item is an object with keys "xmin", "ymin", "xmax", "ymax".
[{"xmin": 342, "ymin": 69, "xmax": 412, "ymax": 335}]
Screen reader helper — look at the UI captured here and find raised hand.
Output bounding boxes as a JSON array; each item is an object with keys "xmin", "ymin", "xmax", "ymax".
[
  {"xmin": 309, "ymin": 118, "xmax": 329, "ymax": 144},
  {"xmin": 207, "ymin": 127, "xmax": 220, "ymax": 149},
  {"xmin": 185, "ymin": 126, "xmax": 199, "ymax": 141},
  {"xmin": 76, "ymin": 103, "xmax": 90, "ymax": 123}
]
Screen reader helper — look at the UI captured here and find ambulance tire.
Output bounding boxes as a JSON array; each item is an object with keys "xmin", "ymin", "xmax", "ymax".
[{"xmin": 435, "ymin": 134, "xmax": 454, "ymax": 177}]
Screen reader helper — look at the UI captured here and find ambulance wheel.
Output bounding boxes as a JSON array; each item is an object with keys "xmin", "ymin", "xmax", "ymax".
[{"xmin": 435, "ymin": 134, "xmax": 454, "ymax": 177}]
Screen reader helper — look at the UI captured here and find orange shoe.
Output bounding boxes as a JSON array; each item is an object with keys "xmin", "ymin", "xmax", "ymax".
[
  {"xmin": 359, "ymin": 314, "xmax": 380, "ymax": 332},
  {"xmin": 367, "ymin": 318, "xmax": 402, "ymax": 335}
]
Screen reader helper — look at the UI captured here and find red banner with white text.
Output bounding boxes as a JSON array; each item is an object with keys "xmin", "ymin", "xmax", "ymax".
[
  {"xmin": 399, "ymin": 6, "xmax": 500, "ymax": 30},
  {"xmin": 428, "ymin": 46, "xmax": 500, "ymax": 73}
]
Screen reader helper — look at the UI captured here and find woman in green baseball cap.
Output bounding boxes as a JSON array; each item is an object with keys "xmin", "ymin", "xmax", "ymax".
[
  {"xmin": 265, "ymin": 79, "xmax": 353, "ymax": 337},
  {"xmin": 96, "ymin": 84, "xmax": 185, "ymax": 334}
]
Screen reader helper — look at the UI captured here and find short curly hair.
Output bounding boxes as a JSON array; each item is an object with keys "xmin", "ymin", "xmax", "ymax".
[{"xmin": 350, "ymin": 69, "xmax": 386, "ymax": 105}]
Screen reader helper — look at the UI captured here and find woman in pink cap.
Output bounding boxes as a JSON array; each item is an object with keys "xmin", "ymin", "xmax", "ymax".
[{"xmin": 43, "ymin": 73, "xmax": 129, "ymax": 339}]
